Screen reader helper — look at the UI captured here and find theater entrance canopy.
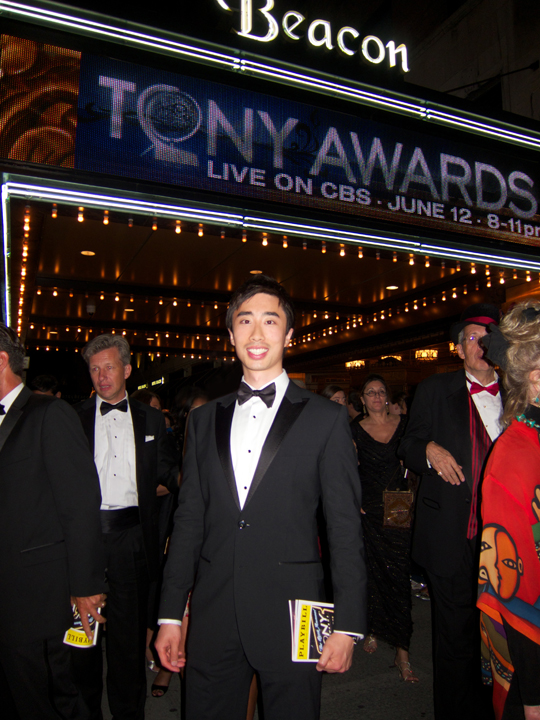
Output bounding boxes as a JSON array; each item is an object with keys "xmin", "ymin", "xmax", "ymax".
[{"xmin": 1, "ymin": 1, "xmax": 540, "ymax": 382}]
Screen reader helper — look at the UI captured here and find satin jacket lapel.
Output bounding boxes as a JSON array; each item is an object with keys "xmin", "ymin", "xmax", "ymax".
[
  {"xmin": 215, "ymin": 396, "xmax": 239, "ymax": 510},
  {"xmin": 78, "ymin": 399, "xmax": 97, "ymax": 453},
  {"xmin": 245, "ymin": 383, "xmax": 309, "ymax": 506},
  {"xmin": 0, "ymin": 386, "xmax": 31, "ymax": 454},
  {"xmin": 130, "ymin": 400, "xmax": 146, "ymax": 492},
  {"xmin": 447, "ymin": 370, "xmax": 473, "ymax": 493}
]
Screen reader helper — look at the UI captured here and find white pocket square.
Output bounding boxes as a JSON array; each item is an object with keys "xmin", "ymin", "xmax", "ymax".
[{"xmin": 145, "ymin": 435, "xmax": 155, "ymax": 442}]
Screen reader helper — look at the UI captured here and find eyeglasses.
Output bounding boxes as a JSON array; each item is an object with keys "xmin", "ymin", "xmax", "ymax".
[{"xmin": 364, "ymin": 389, "xmax": 387, "ymax": 398}]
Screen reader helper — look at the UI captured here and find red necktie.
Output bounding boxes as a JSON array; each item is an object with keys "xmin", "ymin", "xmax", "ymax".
[{"xmin": 469, "ymin": 381, "xmax": 499, "ymax": 396}]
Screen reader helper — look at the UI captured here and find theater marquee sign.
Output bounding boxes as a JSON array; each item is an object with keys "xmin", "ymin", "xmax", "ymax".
[
  {"xmin": 215, "ymin": 0, "xmax": 410, "ymax": 72},
  {"xmin": 2, "ymin": 33, "xmax": 539, "ymax": 248}
]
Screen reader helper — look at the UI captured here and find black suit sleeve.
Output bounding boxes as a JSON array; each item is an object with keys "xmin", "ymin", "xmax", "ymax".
[
  {"xmin": 159, "ymin": 413, "xmax": 204, "ymax": 620},
  {"xmin": 42, "ymin": 399, "xmax": 105, "ymax": 597},
  {"xmin": 319, "ymin": 407, "xmax": 367, "ymax": 635},
  {"xmin": 398, "ymin": 377, "xmax": 434, "ymax": 475}
]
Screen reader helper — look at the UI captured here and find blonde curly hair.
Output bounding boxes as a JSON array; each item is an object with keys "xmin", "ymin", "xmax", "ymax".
[{"xmin": 500, "ymin": 300, "xmax": 540, "ymax": 427}]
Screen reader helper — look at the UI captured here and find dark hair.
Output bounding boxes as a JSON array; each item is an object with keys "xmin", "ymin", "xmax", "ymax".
[
  {"xmin": 348, "ymin": 388, "xmax": 363, "ymax": 412},
  {"xmin": 172, "ymin": 386, "xmax": 209, "ymax": 446},
  {"xmin": 0, "ymin": 324, "xmax": 25, "ymax": 376},
  {"xmin": 82, "ymin": 334, "xmax": 131, "ymax": 366},
  {"xmin": 391, "ymin": 391, "xmax": 408, "ymax": 407},
  {"xmin": 225, "ymin": 275, "xmax": 295, "ymax": 333},
  {"xmin": 320, "ymin": 384, "xmax": 345, "ymax": 400},
  {"xmin": 131, "ymin": 389, "xmax": 161, "ymax": 408},
  {"xmin": 29, "ymin": 374, "xmax": 59, "ymax": 394},
  {"xmin": 360, "ymin": 374, "xmax": 390, "ymax": 397}
]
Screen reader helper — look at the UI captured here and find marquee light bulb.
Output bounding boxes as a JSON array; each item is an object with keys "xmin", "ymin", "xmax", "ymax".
[
  {"xmin": 176, "ymin": 220, "xmax": 182, "ymax": 234},
  {"xmin": 77, "ymin": 207, "xmax": 84, "ymax": 222}
]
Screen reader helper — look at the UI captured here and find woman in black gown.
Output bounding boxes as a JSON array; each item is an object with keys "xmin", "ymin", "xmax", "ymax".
[{"xmin": 351, "ymin": 373, "xmax": 418, "ymax": 683}]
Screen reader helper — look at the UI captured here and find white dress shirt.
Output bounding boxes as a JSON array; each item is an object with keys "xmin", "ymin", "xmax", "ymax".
[
  {"xmin": 231, "ymin": 369, "xmax": 289, "ymax": 509},
  {"xmin": 466, "ymin": 372, "xmax": 503, "ymax": 442},
  {"xmin": 94, "ymin": 394, "xmax": 138, "ymax": 509},
  {"xmin": 0, "ymin": 383, "xmax": 24, "ymax": 425}
]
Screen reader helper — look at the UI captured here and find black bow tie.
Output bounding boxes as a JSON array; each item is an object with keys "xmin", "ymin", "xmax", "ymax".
[
  {"xmin": 0, "ymin": 404, "xmax": 5, "ymax": 416},
  {"xmin": 100, "ymin": 398, "xmax": 128, "ymax": 416},
  {"xmin": 237, "ymin": 382, "xmax": 276, "ymax": 408}
]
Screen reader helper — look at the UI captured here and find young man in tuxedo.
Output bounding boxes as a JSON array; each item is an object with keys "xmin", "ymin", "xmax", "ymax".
[
  {"xmin": 399, "ymin": 303, "xmax": 503, "ymax": 720},
  {"xmin": 156, "ymin": 275, "xmax": 366, "ymax": 720},
  {"xmin": 74, "ymin": 334, "xmax": 178, "ymax": 720},
  {"xmin": 0, "ymin": 324, "xmax": 105, "ymax": 719}
]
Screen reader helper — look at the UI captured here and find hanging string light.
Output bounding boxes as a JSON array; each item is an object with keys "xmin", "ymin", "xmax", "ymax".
[
  {"xmin": 51, "ymin": 203, "xmax": 58, "ymax": 219},
  {"xmin": 321, "ymin": 241, "xmax": 326, "ymax": 254},
  {"xmin": 358, "ymin": 246, "xmax": 363, "ymax": 258},
  {"xmin": 282, "ymin": 235, "xmax": 288, "ymax": 248},
  {"xmin": 262, "ymin": 232, "xmax": 268, "ymax": 246},
  {"xmin": 340, "ymin": 245, "xmax": 345, "ymax": 257},
  {"xmin": 103, "ymin": 210, "xmax": 109, "ymax": 225},
  {"xmin": 176, "ymin": 220, "xmax": 182, "ymax": 234},
  {"xmin": 198, "ymin": 223, "xmax": 204, "ymax": 237},
  {"xmin": 77, "ymin": 207, "xmax": 84, "ymax": 222}
]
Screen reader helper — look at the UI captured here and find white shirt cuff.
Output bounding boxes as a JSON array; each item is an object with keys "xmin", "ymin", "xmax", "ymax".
[
  {"xmin": 334, "ymin": 630, "xmax": 364, "ymax": 639},
  {"xmin": 157, "ymin": 618, "xmax": 182, "ymax": 626}
]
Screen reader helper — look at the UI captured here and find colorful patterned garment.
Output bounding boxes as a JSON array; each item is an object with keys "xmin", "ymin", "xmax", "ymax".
[{"xmin": 477, "ymin": 412, "xmax": 540, "ymax": 720}]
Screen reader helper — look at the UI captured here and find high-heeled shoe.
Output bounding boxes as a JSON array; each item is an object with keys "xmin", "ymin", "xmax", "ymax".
[
  {"xmin": 363, "ymin": 634, "xmax": 377, "ymax": 653},
  {"xmin": 394, "ymin": 660, "xmax": 419, "ymax": 683},
  {"xmin": 147, "ymin": 659, "xmax": 159, "ymax": 673}
]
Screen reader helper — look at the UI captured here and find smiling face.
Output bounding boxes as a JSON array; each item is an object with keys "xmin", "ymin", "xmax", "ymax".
[
  {"xmin": 88, "ymin": 347, "xmax": 131, "ymax": 404},
  {"xmin": 228, "ymin": 292, "xmax": 293, "ymax": 388},
  {"xmin": 457, "ymin": 323, "xmax": 491, "ymax": 379}
]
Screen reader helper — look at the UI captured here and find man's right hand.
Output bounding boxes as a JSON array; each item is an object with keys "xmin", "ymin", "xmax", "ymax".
[
  {"xmin": 426, "ymin": 441, "xmax": 465, "ymax": 485},
  {"xmin": 72, "ymin": 594, "xmax": 107, "ymax": 639},
  {"xmin": 155, "ymin": 624, "xmax": 185, "ymax": 673}
]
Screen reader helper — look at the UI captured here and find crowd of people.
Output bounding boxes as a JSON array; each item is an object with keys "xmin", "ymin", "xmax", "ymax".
[{"xmin": 0, "ymin": 276, "xmax": 539, "ymax": 720}]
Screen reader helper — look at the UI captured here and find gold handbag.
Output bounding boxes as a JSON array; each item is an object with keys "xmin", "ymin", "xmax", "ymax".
[{"xmin": 382, "ymin": 466, "xmax": 414, "ymax": 529}]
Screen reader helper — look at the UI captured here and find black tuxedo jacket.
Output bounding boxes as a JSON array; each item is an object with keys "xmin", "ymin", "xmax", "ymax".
[
  {"xmin": 398, "ymin": 369, "xmax": 501, "ymax": 577},
  {"xmin": 0, "ymin": 387, "xmax": 105, "ymax": 647},
  {"xmin": 76, "ymin": 396, "xmax": 178, "ymax": 580},
  {"xmin": 160, "ymin": 381, "xmax": 366, "ymax": 671}
]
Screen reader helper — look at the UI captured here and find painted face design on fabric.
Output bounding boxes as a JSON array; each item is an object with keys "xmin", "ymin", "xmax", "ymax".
[{"xmin": 479, "ymin": 525, "xmax": 523, "ymax": 601}]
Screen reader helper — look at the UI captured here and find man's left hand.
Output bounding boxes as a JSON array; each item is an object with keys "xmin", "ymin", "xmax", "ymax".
[{"xmin": 316, "ymin": 632, "xmax": 355, "ymax": 673}]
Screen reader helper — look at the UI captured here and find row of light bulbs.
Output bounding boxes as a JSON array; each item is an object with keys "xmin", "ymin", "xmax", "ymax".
[
  {"xmin": 291, "ymin": 278, "xmax": 510, "ymax": 345},
  {"xmin": 30, "ymin": 344, "xmax": 236, "ymax": 363},
  {"xmin": 43, "ymin": 203, "xmax": 540, "ymax": 268},
  {"xmin": 17, "ymin": 203, "xmax": 539, "ymax": 340}
]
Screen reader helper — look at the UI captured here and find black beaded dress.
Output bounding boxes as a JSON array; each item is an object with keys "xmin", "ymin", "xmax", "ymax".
[{"xmin": 354, "ymin": 414, "xmax": 413, "ymax": 650}]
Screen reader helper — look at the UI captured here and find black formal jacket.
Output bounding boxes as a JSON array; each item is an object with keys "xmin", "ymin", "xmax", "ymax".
[
  {"xmin": 76, "ymin": 396, "xmax": 178, "ymax": 580},
  {"xmin": 0, "ymin": 387, "xmax": 105, "ymax": 647},
  {"xmin": 159, "ymin": 381, "xmax": 367, "ymax": 671},
  {"xmin": 398, "ymin": 369, "xmax": 502, "ymax": 577}
]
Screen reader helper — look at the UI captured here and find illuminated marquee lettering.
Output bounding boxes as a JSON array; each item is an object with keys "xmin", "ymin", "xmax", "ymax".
[
  {"xmin": 216, "ymin": 1, "xmax": 410, "ymax": 72},
  {"xmin": 95, "ymin": 76, "xmax": 538, "ymax": 220}
]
